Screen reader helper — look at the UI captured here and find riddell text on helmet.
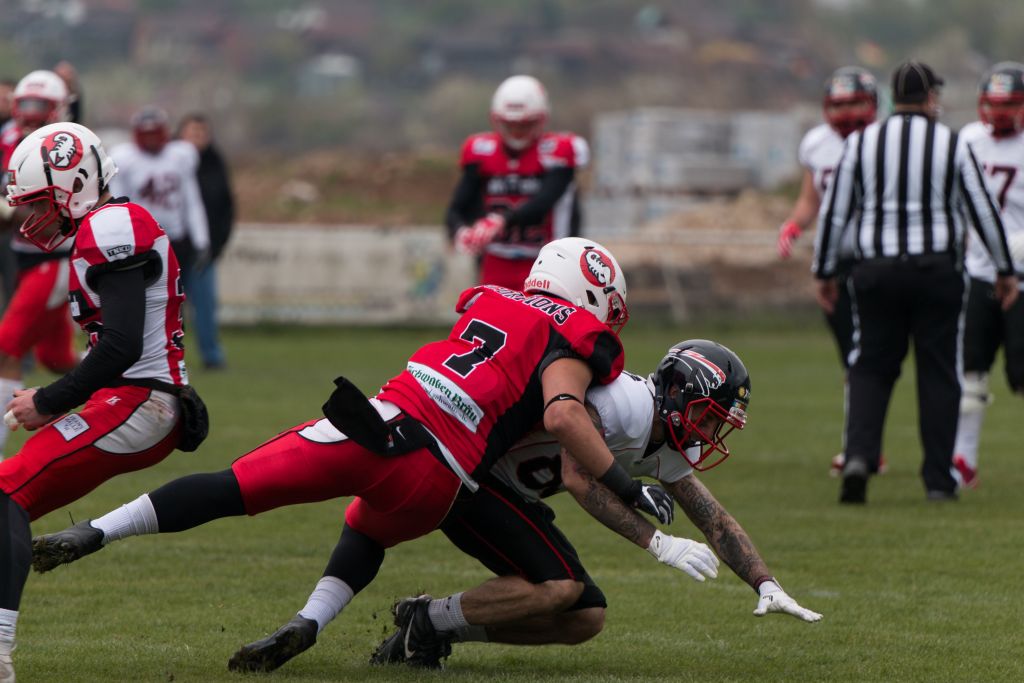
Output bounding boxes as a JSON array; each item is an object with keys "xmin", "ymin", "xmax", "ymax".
[{"xmin": 523, "ymin": 277, "xmax": 550, "ymax": 291}]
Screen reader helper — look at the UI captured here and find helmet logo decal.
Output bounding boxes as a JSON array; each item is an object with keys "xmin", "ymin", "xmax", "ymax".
[
  {"xmin": 580, "ymin": 247, "xmax": 616, "ymax": 287},
  {"xmin": 41, "ymin": 130, "xmax": 83, "ymax": 170},
  {"xmin": 988, "ymin": 73, "xmax": 1015, "ymax": 96},
  {"xmin": 676, "ymin": 349, "xmax": 725, "ymax": 396}
]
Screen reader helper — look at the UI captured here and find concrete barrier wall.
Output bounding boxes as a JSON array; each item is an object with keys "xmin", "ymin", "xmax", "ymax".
[{"xmin": 217, "ymin": 222, "xmax": 813, "ymax": 325}]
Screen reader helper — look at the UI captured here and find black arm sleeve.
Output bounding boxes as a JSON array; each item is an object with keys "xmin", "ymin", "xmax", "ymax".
[
  {"xmin": 444, "ymin": 163, "xmax": 485, "ymax": 240},
  {"xmin": 504, "ymin": 166, "xmax": 575, "ymax": 229},
  {"xmin": 33, "ymin": 266, "xmax": 147, "ymax": 416}
]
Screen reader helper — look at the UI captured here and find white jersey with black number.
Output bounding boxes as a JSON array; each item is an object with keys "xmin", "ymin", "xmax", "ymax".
[
  {"xmin": 959, "ymin": 121, "xmax": 1024, "ymax": 288},
  {"xmin": 109, "ymin": 140, "xmax": 210, "ymax": 251},
  {"xmin": 799, "ymin": 123, "xmax": 856, "ymax": 259},
  {"xmin": 490, "ymin": 371, "xmax": 694, "ymax": 503}
]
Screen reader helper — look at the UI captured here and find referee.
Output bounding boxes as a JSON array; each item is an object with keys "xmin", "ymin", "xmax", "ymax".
[{"xmin": 812, "ymin": 61, "xmax": 1019, "ymax": 504}]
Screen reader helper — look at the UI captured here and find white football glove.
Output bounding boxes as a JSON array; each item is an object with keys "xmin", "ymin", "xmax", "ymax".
[
  {"xmin": 753, "ymin": 580, "xmax": 823, "ymax": 622},
  {"xmin": 646, "ymin": 530, "xmax": 719, "ymax": 582}
]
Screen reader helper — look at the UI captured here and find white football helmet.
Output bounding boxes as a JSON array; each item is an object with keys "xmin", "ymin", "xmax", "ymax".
[
  {"xmin": 490, "ymin": 75, "xmax": 549, "ymax": 151},
  {"xmin": 524, "ymin": 237, "xmax": 629, "ymax": 332},
  {"xmin": 6, "ymin": 122, "xmax": 117, "ymax": 252},
  {"xmin": 12, "ymin": 70, "xmax": 69, "ymax": 130}
]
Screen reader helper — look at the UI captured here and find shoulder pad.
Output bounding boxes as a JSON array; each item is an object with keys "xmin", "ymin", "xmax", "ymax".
[
  {"xmin": 462, "ymin": 133, "xmax": 500, "ymax": 164},
  {"xmin": 76, "ymin": 203, "xmax": 158, "ymax": 266}
]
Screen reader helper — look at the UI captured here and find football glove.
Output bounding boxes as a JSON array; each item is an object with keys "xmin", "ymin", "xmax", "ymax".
[
  {"xmin": 776, "ymin": 220, "xmax": 802, "ymax": 259},
  {"xmin": 634, "ymin": 483, "xmax": 674, "ymax": 525},
  {"xmin": 753, "ymin": 580, "xmax": 823, "ymax": 622},
  {"xmin": 646, "ymin": 530, "xmax": 719, "ymax": 582},
  {"xmin": 454, "ymin": 213, "xmax": 505, "ymax": 256}
]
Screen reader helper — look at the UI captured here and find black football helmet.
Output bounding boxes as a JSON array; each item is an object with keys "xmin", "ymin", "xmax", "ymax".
[
  {"xmin": 651, "ymin": 340, "xmax": 750, "ymax": 471},
  {"xmin": 978, "ymin": 62, "xmax": 1024, "ymax": 138},
  {"xmin": 823, "ymin": 66, "xmax": 878, "ymax": 138}
]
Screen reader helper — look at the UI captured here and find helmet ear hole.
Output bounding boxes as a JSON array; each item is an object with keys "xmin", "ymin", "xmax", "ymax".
[
  {"xmin": 586, "ymin": 290, "xmax": 598, "ymax": 306},
  {"xmin": 73, "ymin": 177, "xmax": 84, "ymax": 193}
]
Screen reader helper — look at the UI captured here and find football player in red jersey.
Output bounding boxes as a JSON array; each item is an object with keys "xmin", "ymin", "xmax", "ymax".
[
  {"xmin": 447, "ymin": 75, "xmax": 589, "ymax": 289},
  {"xmin": 0, "ymin": 122, "xmax": 204, "ymax": 681},
  {"xmin": 32, "ymin": 238, "xmax": 663, "ymax": 670},
  {"xmin": 0, "ymin": 70, "xmax": 79, "ymax": 462}
]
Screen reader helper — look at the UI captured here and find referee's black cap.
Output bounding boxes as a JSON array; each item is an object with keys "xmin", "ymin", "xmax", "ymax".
[{"xmin": 891, "ymin": 61, "xmax": 944, "ymax": 103}]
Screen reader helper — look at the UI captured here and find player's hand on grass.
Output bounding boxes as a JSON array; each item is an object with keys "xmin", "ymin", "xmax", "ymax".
[
  {"xmin": 753, "ymin": 580, "xmax": 823, "ymax": 622},
  {"xmin": 634, "ymin": 483, "xmax": 674, "ymax": 525},
  {"xmin": 646, "ymin": 530, "xmax": 718, "ymax": 581}
]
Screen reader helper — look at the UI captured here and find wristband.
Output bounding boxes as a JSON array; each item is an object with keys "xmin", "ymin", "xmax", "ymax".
[
  {"xmin": 598, "ymin": 461, "xmax": 641, "ymax": 504},
  {"xmin": 753, "ymin": 575, "xmax": 778, "ymax": 594}
]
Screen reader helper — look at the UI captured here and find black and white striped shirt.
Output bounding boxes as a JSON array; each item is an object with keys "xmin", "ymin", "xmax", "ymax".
[{"xmin": 813, "ymin": 112, "xmax": 1015, "ymax": 278}]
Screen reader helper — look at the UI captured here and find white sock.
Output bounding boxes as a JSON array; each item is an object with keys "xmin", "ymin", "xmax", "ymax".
[
  {"xmin": 954, "ymin": 408, "xmax": 984, "ymax": 469},
  {"xmin": 92, "ymin": 494, "xmax": 160, "ymax": 544},
  {"xmin": 297, "ymin": 577, "xmax": 354, "ymax": 634},
  {"xmin": 0, "ymin": 378, "xmax": 24, "ymax": 456},
  {"xmin": 428, "ymin": 593, "xmax": 469, "ymax": 633},
  {"xmin": 0, "ymin": 608, "xmax": 17, "ymax": 655}
]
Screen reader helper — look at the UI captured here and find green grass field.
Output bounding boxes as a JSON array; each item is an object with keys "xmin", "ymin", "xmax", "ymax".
[{"xmin": 12, "ymin": 316, "xmax": 1024, "ymax": 682}]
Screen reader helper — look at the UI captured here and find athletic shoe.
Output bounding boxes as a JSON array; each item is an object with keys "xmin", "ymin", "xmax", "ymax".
[
  {"xmin": 952, "ymin": 454, "xmax": 978, "ymax": 489},
  {"xmin": 31, "ymin": 520, "xmax": 104, "ymax": 573},
  {"xmin": 227, "ymin": 615, "xmax": 317, "ymax": 673},
  {"xmin": 926, "ymin": 489, "xmax": 959, "ymax": 502},
  {"xmin": 831, "ymin": 453, "xmax": 888, "ymax": 477},
  {"xmin": 369, "ymin": 627, "xmax": 405, "ymax": 666},
  {"xmin": 839, "ymin": 458, "xmax": 869, "ymax": 504},
  {"xmin": 388, "ymin": 595, "xmax": 452, "ymax": 669},
  {"xmin": 0, "ymin": 652, "xmax": 14, "ymax": 683}
]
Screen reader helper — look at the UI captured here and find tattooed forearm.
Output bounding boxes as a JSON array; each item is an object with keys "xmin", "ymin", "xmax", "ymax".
[
  {"xmin": 563, "ymin": 451, "xmax": 654, "ymax": 547},
  {"xmin": 669, "ymin": 475, "xmax": 771, "ymax": 588}
]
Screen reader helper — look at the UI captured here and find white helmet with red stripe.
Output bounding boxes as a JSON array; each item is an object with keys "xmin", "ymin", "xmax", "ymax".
[
  {"xmin": 12, "ymin": 70, "xmax": 69, "ymax": 130},
  {"xmin": 5, "ymin": 121, "xmax": 117, "ymax": 251},
  {"xmin": 524, "ymin": 237, "xmax": 628, "ymax": 332},
  {"xmin": 490, "ymin": 75, "xmax": 549, "ymax": 151}
]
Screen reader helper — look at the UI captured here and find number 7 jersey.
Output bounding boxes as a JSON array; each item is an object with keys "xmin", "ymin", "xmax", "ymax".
[{"xmin": 377, "ymin": 285, "xmax": 624, "ymax": 482}]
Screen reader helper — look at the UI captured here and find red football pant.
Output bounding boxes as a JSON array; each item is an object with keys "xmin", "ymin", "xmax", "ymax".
[
  {"xmin": 231, "ymin": 418, "xmax": 462, "ymax": 548},
  {"xmin": 0, "ymin": 260, "xmax": 76, "ymax": 371},
  {"xmin": 0, "ymin": 386, "xmax": 181, "ymax": 520},
  {"xmin": 479, "ymin": 254, "xmax": 534, "ymax": 290}
]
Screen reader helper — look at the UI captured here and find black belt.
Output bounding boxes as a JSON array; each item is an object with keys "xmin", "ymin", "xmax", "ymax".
[{"xmin": 858, "ymin": 252, "xmax": 956, "ymax": 269}]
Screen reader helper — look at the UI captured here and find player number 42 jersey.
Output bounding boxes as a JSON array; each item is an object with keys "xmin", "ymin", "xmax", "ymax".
[{"xmin": 490, "ymin": 371, "xmax": 696, "ymax": 503}]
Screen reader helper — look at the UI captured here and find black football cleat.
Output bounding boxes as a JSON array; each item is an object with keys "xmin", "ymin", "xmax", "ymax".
[
  {"xmin": 32, "ymin": 520, "xmax": 105, "ymax": 573},
  {"xmin": 369, "ymin": 626, "xmax": 405, "ymax": 666},
  {"xmin": 839, "ymin": 458, "xmax": 869, "ymax": 504},
  {"xmin": 227, "ymin": 615, "xmax": 318, "ymax": 673},
  {"xmin": 387, "ymin": 596, "xmax": 452, "ymax": 669}
]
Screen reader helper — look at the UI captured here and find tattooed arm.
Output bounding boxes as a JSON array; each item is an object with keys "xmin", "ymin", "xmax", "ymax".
[
  {"xmin": 559, "ymin": 402, "xmax": 655, "ymax": 548},
  {"xmin": 561, "ymin": 449, "xmax": 655, "ymax": 548},
  {"xmin": 665, "ymin": 474, "xmax": 770, "ymax": 589}
]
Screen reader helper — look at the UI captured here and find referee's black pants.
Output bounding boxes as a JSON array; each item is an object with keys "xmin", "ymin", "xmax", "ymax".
[{"xmin": 845, "ymin": 257, "xmax": 966, "ymax": 494}]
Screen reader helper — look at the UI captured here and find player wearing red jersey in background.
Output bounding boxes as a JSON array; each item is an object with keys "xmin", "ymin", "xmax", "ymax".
[
  {"xmin": 0, "ymin": 70, "xmax": 79, "ymax": 462},
  {"xmin": 952, "ymin": 62, "xmax": 1024, "ymax": 489},
  {"xmin": 0, "ymin": 122, "xmax": 205, "ymax": 683},
  {"xmin": 32, "ymin": 238, "xmax": 668, "ymax": 672},
  {"xmin": 776, "ymin": 66, "xmax": 885, "ymax": 476},
  {"xmin": 447, "ymin": 75, "xmax": 589, "ymax": 289}
]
